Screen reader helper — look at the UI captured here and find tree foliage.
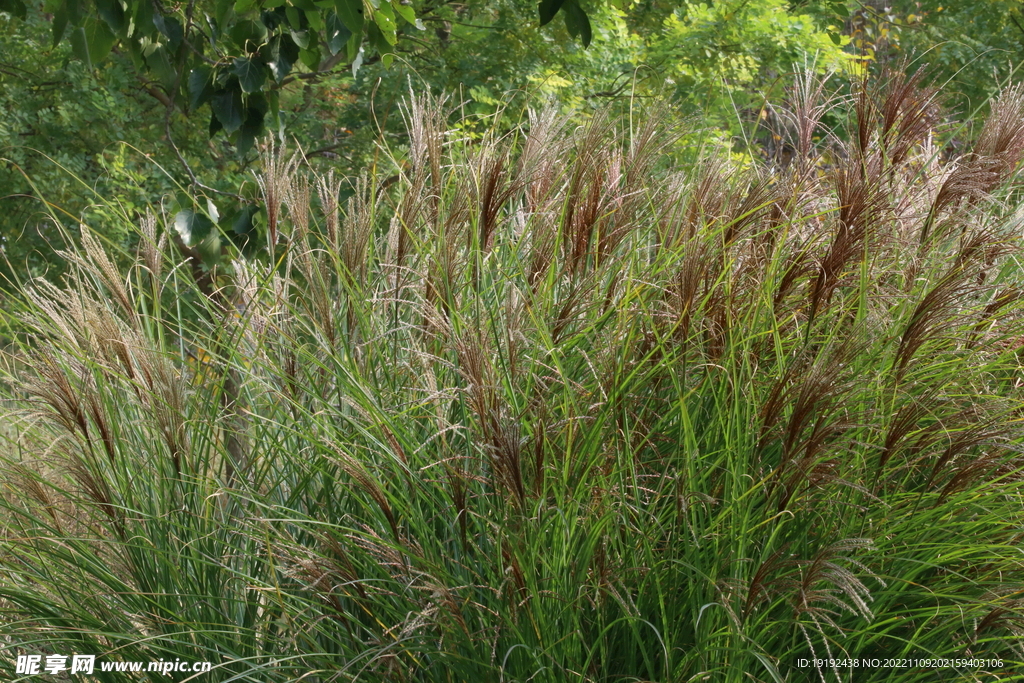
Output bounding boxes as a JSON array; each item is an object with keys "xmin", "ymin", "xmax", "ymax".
[{"xmin": 2, "ymin": 0, "xmax": 853, "ymax": 149}]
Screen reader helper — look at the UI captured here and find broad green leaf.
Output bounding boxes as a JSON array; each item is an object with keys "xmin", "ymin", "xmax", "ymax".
[
  {"xmin": 290, "ymin": 28, "xmax": 310, "ymax": 48},
  {"xmin": 95, "ymin": 0, "xmax": 126, "ymax": 35},
  {"xmin": 174, "ymin": 209, "xmax": 215, "ymax": 246},
  {"xmin": 373, "ymin": 3, "xmax": 396, "ymax": 36},
  {"xmin": 209, "ymin": 110, "xmax": 223, "ymax": 137},
  {"xmin": 232, "ymin": 56, "xmax": 267, "ymax": 93},
  {"xmin": 132, "ymin": 0, "xmax": 154, "ymax": 35},
  {"xmin": 70, "ymin": 25, "xmax": 92, "ymax": 69},
  {"xmin": 345, "ymin": 29, "xmax": 361, "ymax": 62},
  {"xmin": 189, "ymin": 66, "xmax": 216, "ymax": 110},
  {"xmin": 235, "ymin": 99, "xmax": 267, "ymax": 155},
  {"xmin": 285, "ymin": 5, "xmax": 305, "ymax": 30},
  {"xmin": 391, "ymin": 0, "xmax": 416, "ymax": 26},
  {"xmin": 84, "ymin": 18, "xmax": 117, "ymax": 65},
  {"xmin": 325, "ymin": 11, "xmax": 352, "ymax": 55},
  {"xmin": 144, "ymin": 44, "xmax": 177, "ymax": 89},
  {"xmin": 261, "ymin": 8, "xmax": 285, "ymax": 29},
  {"xmin": 561, "ymin": 0, "xmax": 590, "ymax": 47},
  {"xmin": 152, "ymin": 13, "xmax": 183, "ymax": 51},
  {"xmin": 52, "ymin": 3, "xmax": 69, "ymax": 47},
  {"xmin": 231, "ymin": 205, "xmax": 261, "ymax": 235},
  {"xmin": 214, "ymin": 0, "xmax": 233, "ymax": 26},
  {"xmin": 211, "ymin": 85, "xmax": 244, "ymax": 133},
  {"xmin": 261, "ymin": 34, "xmax": 298, "ymax": 82},
  {"xmin": 305, "ymin": 8, "xmax": 325, "ymax": 31},
  {"xmin": 538, "ymin": 0, "xmax": 565, "ymax": 26},
  {"xmin": 226, "ymin": 205, "xmax": 261, "ymax": 253},
  {"xmin": 231, "ymin": 19, "xmax": 268, "ymax": 51},
  {"xmin": 335, "ymin": 0, "xmax": 364, "ymax": 33},
  {"xmin": 0, "ymin": 0, "xmax": 27, "ymax": 19},
  {"xmin": 195, "ymin": 232, "xmax": 222, "ymax": 266},
  {"xmin": 366, "ymin": 20, "xmax": 394, "ymax": 54},
  {"xmin": 234, "ymin": 0, "xmax": 258, "ymax": 13},
  {"xmin": 66, "ymin": 0, "xmax": 83, "ymax": 24},
  {"xmin": 299, "ymin": 43, "xmax": 321, "ymax": 69},
  {"xmin": 267, "ymin": 89, "xmax": 281, "ymax": 132}
]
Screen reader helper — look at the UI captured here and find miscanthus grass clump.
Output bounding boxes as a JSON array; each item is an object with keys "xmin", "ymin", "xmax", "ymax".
[{"xmin": 2, "ymin": 71, "xmax": 1024, "ymax": 682}]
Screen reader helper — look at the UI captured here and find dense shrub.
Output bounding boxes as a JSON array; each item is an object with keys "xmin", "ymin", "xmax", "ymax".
[{"xmin": 2, "ymin": 72, "xmax": 1024, "ymax": 681}]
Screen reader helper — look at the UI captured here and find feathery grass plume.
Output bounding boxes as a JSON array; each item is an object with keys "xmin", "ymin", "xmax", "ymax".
[
  {"xmin": 807, "ymin": 161, "xmax": 881, "ymax": 320},
  {"xmin": 922, "ymin": 84, "xmax": 1024, "ymax": 245},
  {"xmin": 255, "ymin": 136, "xmax": 299, "ymax": 251},
  {"xmin": 895, "ymin": 227, "xmax": 1012, "ymax": 377},
  {"xmin": 771, "ymin": 68, "xmax": 846, "ymax": 173},
  {"xmin": 314, "ymin": 168, "xmax": 342, "ymax": 253},
  {"xmin": 137, "ymin": 210, "xmax": 166, "ymax": 290},
  {"xmin": 875, "ymin": 65, "xmax": 940, "ymax": 170},
  {"xmin": 283, "ymin": 165, "xmax": 310, "ymax": 239},
  {"xmin": 563, "ymin": 111, "xmax": 617, "ymax": 274}
]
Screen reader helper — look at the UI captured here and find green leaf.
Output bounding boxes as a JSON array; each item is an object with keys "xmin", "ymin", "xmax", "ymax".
[
  {"xmin": 0, "ymin": 0, "xmax": 27, "ymax": 19},
  {"xmin": 325, "ymin": 11, "xmax": 352, "ymax": 55},
  {"xmin": 209, "ymin": 110, "xmax": 224, "ymax": 137},
  {"xmin": 211, "ymin": 84, "xmax": 244, "ymax": 134},
  {"xmin": 561, "ymin": 0, "xmax": 590, "ymax": 47},
  {"xmin": 133, "ymin": 0, "xmax": 154, "ymax": 35},
  {"xmin": 234, "ymin": 0, "xmax": 258, "ymax": 13},
  {"xmin": 144, "ymin": 44, "xmax": 177, "ymax": 89},
  {"xmin": 299, "ymin": 43, "xmax": 321, "ymax": 69},
  {"xmin": 373, "ymin": 3, "xmax": 396, "ymax": 37},
  {"xmin": 189, "ymin": 67, "xmax": 216, "ymax": 110},
  {"xmin": 235, "ymin": 99, "xmax": 267, "ymax": 155},
  {"xmin": 52, "ymin": 3, "xmax": 69, "ymax": 48},
  {"xmin": 226, "ymin": 205, "xmax": 261, "ymax": 252},
  {"xmin": 66, "ymin": 0, "xmax": 83, "ymax": 24},
  {"xmin": 231, "ymin": 205, "xmax": 261, "ymax": 235},
  {"xmin": 345, "ymin": 29, "xmax": 361, "ymax": 62},
  {"xmin": 83, "ymin": 18, "xmax": 118, "ymax": 64},
  {"xmin": 214, "ymin": 0, "xmax": 233, "ymax": 26},
  {"xmin": 95, "ymin": 0, "xmax": 126, "ymax": 35},
  {"xmin": 261, "ymin": 34, "xmax": 298, "ymax": 82},
  {"xmin": 152, "ymin": 13, "xmax": 183, "ymax": 51},
  {"xmin": 305, "ymin": 8, "xmax": 325, "ymax": 31},
  {"xmin": 174, "ymin": 209, "xmax": 215, "ymax": 246},
  {"xmin": 391, "ymin": 0, "xmax": 416, "ymax": 26},
  {"xmin": 261, "ymin": 8, "xmax": 285, "ymax": 30},
  {"xmin": 290, "ymin": 28, "xmax": 310, "ymax": 49},
  {"xmin": 232, "ymin": 56, "xmax": 267, "ymax": 93},
  {"xmin": 538, "ymin": 0, "xmax": 565, "ymax": 26},
  {"xmin": 335, "ymin": 0, "xmax": 364, "ymax": 33},
  {"xmin": 285, "ymin": 5, "xmax": 305, "ymax": 30},
  {"xmin": 196, "ymin": 232, "xmax": 222, "ymax": 266},
  {"xmin": 230, "ymin": 19, "xmax": 268, "ymax": 51},
  {"xmin": 70, "ymin": 26, "xmax": 92, "ymax": 69}
]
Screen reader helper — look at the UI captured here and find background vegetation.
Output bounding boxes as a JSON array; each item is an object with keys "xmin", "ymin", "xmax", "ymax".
[{"xmin": 2, "ymin": 1, "xmax": 1024, "ymax": 681}]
